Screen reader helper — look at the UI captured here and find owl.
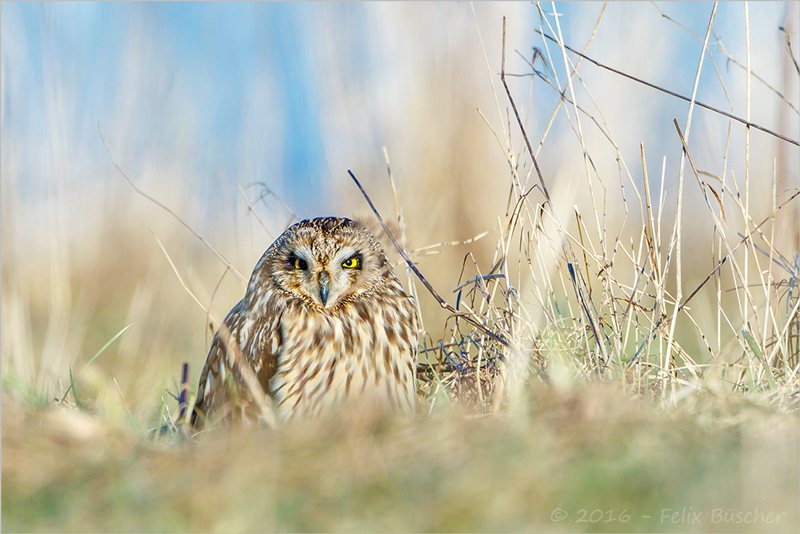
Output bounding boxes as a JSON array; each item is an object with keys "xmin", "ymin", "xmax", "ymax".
[{"xmin": 190, "ymin": 217, "xmax": 419, "ymax": 429}]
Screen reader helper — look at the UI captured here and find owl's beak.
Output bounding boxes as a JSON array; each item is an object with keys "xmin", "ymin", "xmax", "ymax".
[{"xmin": 319, "ymin": 271, "xmax": 329, "ymax": 306}]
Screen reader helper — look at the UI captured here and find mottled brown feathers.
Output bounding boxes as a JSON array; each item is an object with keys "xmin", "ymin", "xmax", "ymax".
[{"xmin": 191, "ymin": 217, "xmax": 419, "ymax": 429}]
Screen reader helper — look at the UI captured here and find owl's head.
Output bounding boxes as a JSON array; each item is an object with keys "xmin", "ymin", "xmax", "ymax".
[{"xmin": 260, "ymin": 217, "xmax": 394, "ymax": 310}]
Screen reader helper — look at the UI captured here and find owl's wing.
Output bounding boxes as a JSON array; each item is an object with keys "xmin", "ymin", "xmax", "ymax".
[{"xmin": 190, "ymin": 298, "xmax": 281, "ymax": 430}]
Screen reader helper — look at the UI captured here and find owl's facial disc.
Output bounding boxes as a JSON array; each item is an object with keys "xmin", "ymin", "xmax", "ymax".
[{"xmin": 286, "ymin": 245, "xmax": 367, "ymax": 309}]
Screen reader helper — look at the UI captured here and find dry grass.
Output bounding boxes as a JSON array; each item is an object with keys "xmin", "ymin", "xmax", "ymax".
[
  {"xmin": 3, "ymin": 3, "xmax": 799, "ymax": 532},
  {"xmin": 3, "ymin": 385, "xmax": 798, "ymax": 533}
]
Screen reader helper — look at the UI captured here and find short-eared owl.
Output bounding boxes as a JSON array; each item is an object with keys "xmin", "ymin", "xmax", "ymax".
[{"xmin": 191, "ymin": 217, "xmax": 419, "ymax": 429}]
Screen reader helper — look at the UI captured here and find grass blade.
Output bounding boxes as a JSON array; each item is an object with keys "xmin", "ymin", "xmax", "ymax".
[{"xmin": 80, "ymin": 323, "xmax": 134, "ymax": 375}]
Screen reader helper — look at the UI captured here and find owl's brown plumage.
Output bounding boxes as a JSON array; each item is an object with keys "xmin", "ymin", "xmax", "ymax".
[{"xmin": 190, "ymin": 217, "xmax": 419, "ymax": 429}]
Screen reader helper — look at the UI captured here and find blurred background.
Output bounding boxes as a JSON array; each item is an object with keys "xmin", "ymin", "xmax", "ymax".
[{"xmin": 2, "ymin": 1, "xmax": 798, "ymax": 419}]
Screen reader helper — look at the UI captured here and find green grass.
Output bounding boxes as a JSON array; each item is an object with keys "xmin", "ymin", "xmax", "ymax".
[{"xmin": 3, "ymin": 386, "xmax": 797, "ymax": 533}]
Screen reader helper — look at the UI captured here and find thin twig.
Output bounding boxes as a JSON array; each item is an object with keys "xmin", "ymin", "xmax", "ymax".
[
  {"xmin": 235, "ymin": 180, "xmax": 272, "ymax": 239},
  {"xmin": 150, "ymin": 227, "xmax": 208, "ymax": 314},
  {"xmin": 99, "ymin": 122, "xmax": 247, "ymax": 282},
  {"xmin": 532, "ymin": 29, "xmax": 799, "ymax": 146},
  {"xmin": 348, "ymin": 170, "xmax": 509, "ymax": 349},
  {"xmin": 501, "ymin": 18, "xmax": 551, "ymax": 204},
  {"xmin": 113, "ymin": 377, "xmax": 135, "ymax": 425},
  {"xmin": 780, "ymin": 25, "xmax": 800, "ymax": 75}
]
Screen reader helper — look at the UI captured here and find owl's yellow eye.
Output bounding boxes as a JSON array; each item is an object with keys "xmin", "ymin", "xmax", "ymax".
[
  {"xmin": 293, "ymin": 257, "xmax": 308, "ymax": 270},
  {"xmin": 342, "ymin": 256, "xmax": 361, "ymax": 269}
]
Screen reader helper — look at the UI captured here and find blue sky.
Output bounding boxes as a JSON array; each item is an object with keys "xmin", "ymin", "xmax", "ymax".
[
  {"xmin": 2, "ymin": 2, "xmax": 331, "ymax": 215},
  {"xmin": 2, "ymin": 2, "xmax": 796, "ymax": 235}
]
